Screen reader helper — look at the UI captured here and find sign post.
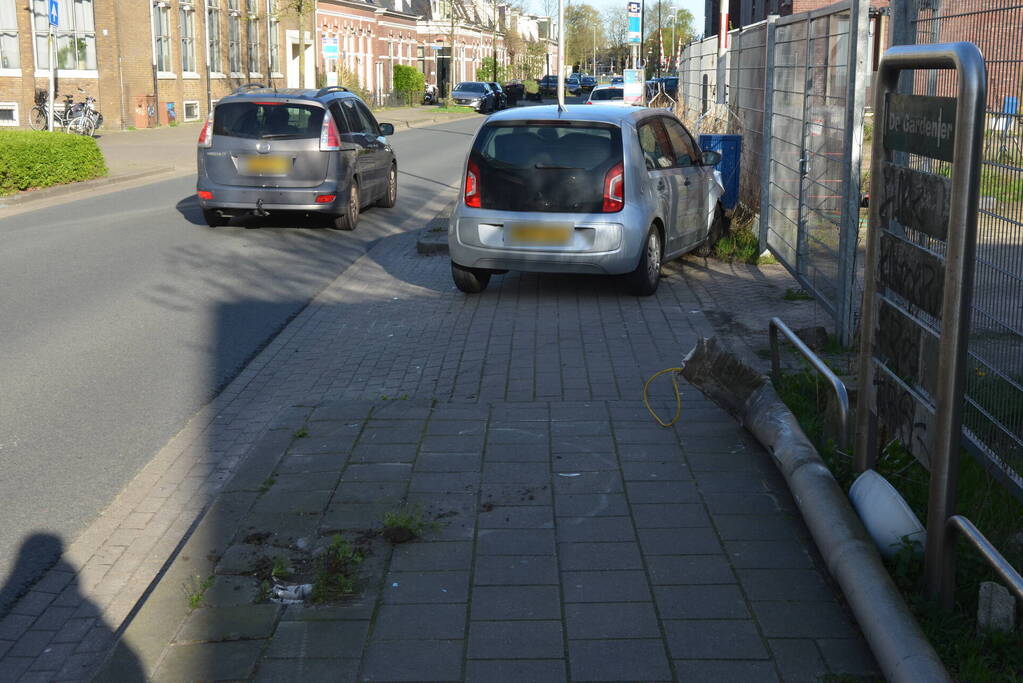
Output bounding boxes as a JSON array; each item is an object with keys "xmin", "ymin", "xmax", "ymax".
[
  {"xmin": 47, "ymin": 0, "xmax": 58, "ymax": 131},
  {"xmin": 626, "ymin": 1, "xmax": 641, "ymax": 70},
  {"xmin": 855, "ymin": 43, "xmax": 987, "ymax": 609}
]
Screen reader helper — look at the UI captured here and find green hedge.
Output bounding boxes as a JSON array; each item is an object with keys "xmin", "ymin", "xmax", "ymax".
[{"xmin": 0, "ymin": 130, "xmax": 107, "ymax": 195}]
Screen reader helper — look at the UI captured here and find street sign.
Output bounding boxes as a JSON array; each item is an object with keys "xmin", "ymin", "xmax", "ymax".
[
  {"xmin": 623, "ymin": 68, "xmax": 643, "ymax": 105},
  {"xmin": 47, "ymin": 0, "xmax": 58, "ymax": 27},
  {"xmin": 883, "ymin": 93, "xmax": 957, "ymax": 163},
  {"xmin": 321, "ymin": 37, "xmax": 338, "ymax": 58},
  {"xmin": 627, "ymin": 1, "xmax": 641, "ymax": 44}
]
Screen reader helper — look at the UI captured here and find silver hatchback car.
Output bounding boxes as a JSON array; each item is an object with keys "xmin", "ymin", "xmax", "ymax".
[
  {"xmin": 196, "ymin": 86, "xmax": 397, "ymax": 230},
  {"xmin": 448, "ymin": 105, "xmax": 726, "ymax": 295}
]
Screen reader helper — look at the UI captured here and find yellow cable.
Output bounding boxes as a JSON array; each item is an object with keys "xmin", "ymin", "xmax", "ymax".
[{"xmin": 643, "ymin": 367, "xmax": 686, "ymax": 428}]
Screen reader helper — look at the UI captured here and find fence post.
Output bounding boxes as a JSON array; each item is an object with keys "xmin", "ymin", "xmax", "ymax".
[
  {"xmin": 835, "ymin": 0, "xmax": 871, "ymax": 347},
  {"xmin": 758, "ymin": 16, "xmax": 777, "ymax": 251}
]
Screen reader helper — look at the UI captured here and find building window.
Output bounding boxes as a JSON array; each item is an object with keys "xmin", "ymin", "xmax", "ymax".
[
  {"xmin": 246, "ymin": 0, "xmax": 259, "ymax": 73},
  {"xmin": 0, "ymin": 0, "xmax": 19, "ymax": 69},
  {"xmin": 33, "ymin": 0, "xmax": 96, "ymax": 70},
  {"xmin": 267, "ymin": 0, "xmax": 280, "ymax": 73},
  {"xmin": 152, "ymin": 2, "xmax": 171, "ymax": 72},
  {"xmin": 0, "ymin": 101, "xmax": 17, "ymax": 125},
  {"xmin": 179, "ymin": 6, "xmax": 196, "ymax": 73},
  {"xmin": 183, "ymin": 100, "xmax": 200, "ymax": 120},
  {"xmin": 207, "ymin": 0, "xmax": 222, "ymax": 72},
  {"xmin": 227, "ymin": 0, "xmax": 240, "ymax": 73}
]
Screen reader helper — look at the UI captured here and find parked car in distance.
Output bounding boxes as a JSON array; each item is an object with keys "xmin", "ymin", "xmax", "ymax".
[
  {"xmin": 580, "ymin": 74, "xmax": 597, "ymax": 91},
  {"xmin": 196, "ymin": 85, "xmax": 397, "ymax": 230},
  {"xmin": 502, "ymin": 80, "xmax": 525, "ymax": 105},
  {"xmin": 565, "ymin": 74, "xmax": 582, "ymax": 95},
  {"xmin": 586, "ymin": 85, "xmax": 628, "ymax": 105},
  {"xmin": 451, "ymin": 82, "xmax": 497, "ymax": 112},
  {"xmin": 487, "ymin": 82, "xmax": 508, "ymax": 110},
  {"xmin": 537, "ymin": 75, "xmax": 580, "ymax": 97},
  {"xmin": 611, "ymin": 76, "xmax": 624, "ymax": 86},
  {"xmin": 449, "ymin": 105, "xmax": 726, "ymax": 295}
]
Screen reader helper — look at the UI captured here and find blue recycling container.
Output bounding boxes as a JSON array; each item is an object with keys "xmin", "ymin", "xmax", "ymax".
[
  {"xmin": 1005, "ymin": 96, "xmax": 1019, "ymax": 116},
  {"xmin": 698, "ymin": 134, "xmax": 742, "ymax": 211}
]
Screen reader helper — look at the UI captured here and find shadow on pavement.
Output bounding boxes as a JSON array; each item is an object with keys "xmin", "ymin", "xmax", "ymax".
[{"xmin": 0, "ymin": 534, "xmax": 144, "ymax": 680}]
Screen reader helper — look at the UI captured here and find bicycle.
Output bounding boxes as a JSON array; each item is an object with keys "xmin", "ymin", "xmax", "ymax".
[
  {"xmin": 29, "ymin": 92, "xmax": 74, "ymax": 132},
  {"xmin": 65, "ymin": 94, "xmax": 100, "ymax": 137}
]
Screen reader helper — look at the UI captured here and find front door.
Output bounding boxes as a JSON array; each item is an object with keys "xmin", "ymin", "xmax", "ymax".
[{"xmin": 637, "ymin": 118, "xmax": 679, "ymax": 250}]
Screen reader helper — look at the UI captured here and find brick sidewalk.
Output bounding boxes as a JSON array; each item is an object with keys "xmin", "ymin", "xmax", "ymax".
[{"xmin": 0, "ymin": 225, "xmax": 877, "ymax": 681}]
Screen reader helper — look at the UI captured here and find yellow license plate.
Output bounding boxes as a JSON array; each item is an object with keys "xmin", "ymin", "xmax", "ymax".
[
  {"xmin": 241, "ymin": 155, "xmax": 290, "ymax": 174},
  {"xmin": 507, "ymin": 223, "xmax": 573, "ymax": 246}
]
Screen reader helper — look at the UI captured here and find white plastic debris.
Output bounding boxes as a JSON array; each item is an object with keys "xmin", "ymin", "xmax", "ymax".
[
  {"xmin": 270, "ymin": 582, "xmax": 313, "ymax": 604},
  {"xmin": 557, "ymin": 473, "xmax": 581, "ymax": 477}
]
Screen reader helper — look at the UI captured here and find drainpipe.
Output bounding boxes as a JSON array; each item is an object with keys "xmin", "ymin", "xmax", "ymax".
[
  {"xmin": 149, "ymin": 0, "xmax": 160, "ymax": 125},
  {"xmin": 204, "ymin": 0, "xmax": 213, "ymax": 113}
]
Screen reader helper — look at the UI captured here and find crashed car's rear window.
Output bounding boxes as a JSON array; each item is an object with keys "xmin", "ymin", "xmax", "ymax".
[
  {"xmin": 213, "ymin": 102, "xmax": 325, "ymax": 140},
  {"xmin": 591, "ymin": 88, "xmax": 624, "ymax": 100},
  {"xmin": 469, "ymin": 121, "xmax": 623, "ymax": 213}
]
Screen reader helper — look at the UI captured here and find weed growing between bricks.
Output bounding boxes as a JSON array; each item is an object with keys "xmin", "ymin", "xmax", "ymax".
[
  {"xmin": 774, "ymin": 368, "xmax": 1023, "ymax": 681},
  {"xmin": 381, "ymin": 504, "xmax": 433, "ymax": 544}
]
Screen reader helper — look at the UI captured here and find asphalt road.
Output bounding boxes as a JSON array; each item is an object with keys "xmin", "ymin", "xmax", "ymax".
[{"xmin": 0, "ymin": 115, "xmax": 483, "ymax": 612}]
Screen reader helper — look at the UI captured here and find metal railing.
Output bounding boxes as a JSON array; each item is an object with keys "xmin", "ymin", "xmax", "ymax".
[
  {"xmin": 768, "ymin": 317, "xmax": 850, "ymax": 450},
  {"xmin": 948, "ymin": 515, "xmax": 1023, "ymax": 603}
]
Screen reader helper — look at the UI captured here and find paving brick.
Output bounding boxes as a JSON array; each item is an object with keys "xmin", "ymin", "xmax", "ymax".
[
  {"xmin": 559, "ymin": 542, "xmax": 644, "ymax": 571},
  {"xmin": 554, "ymin": 493, "xmax": 630, "ymax": 517},
  {"xmin": 477, "ymin": 529, "xmax": 555, "ymax": 555},
  {"xmin": 565, "ymin": 602, "xmax": 660, "ymax": 639},
  {"xmin": 655, "ymin": 585, "xmax": 750, "ymax": 619},
  {"xmin": 620, "ymin": 460, "xmax": 691, "ymax": 481},
  {"xmin": 465, "ymin": 659, "xmax": 567, "ymax": 683},
  {"xmin": 724, "ymin": 540, "xmax": 814, "ymax": 569},
  {"xmin": 335, "ymin": 481, "xmax": 408, "ymax": 503},
  {"xmin": 664, "ymin": 619, "xmax": 769, "ymax": 660},
  {"xmin": 551, "ymin": 452, "xmax": 619, "ymax": 471},
  {"xmin": 320, "ymin": 503, "xmax": 394, "ymax": 531},
  {"xmin": 556, "ymin": 517, "xmax": 636, "ymax": 542},
  {"xmin": 816, "ymin": 637, "xmax": 879, "ymax": 676},
  {"xmin": 10, "ymin": 592, "xmax": 55, "ymax": 618},
  {"xmin": 479, "ymin": 483, "xmax": 552, "ymax": 506},
  {"xmin": 415, "ymin": 452, "xmax": 482, "ymax": 472},
  {"xmin": 153, "ymin": 640, "xmax": 264, "ymax": 681},
  {"xmin": 568, "ymin": 639, "xmax": 672, "ymax": 682},
  {"xmin": 639, "ymin": 527, "xmax": 724, "ymax": 555},
  {"xmin": 341, "ymin": 463, "xmax": 413, "ymax": 482},
  {"xmin": 467, "ymin": 620, "xmax": 563, "ymax": 659},
  {"xmin": 265, "ymin": 620, "xmax": 369, "ymax": 659},
  {"xmin": 361, "ymin": 639, "xmax": 463, "ymax": 682},
  {"xmin": 27, "ymin": 641, "xmax": 76, "ymax": 672},
  {"xmin": 751, "ymin": 603, "xmax": 860, "ymax": 639},
  {"xmin": 485, "ymin": 444, "xmax": 550, "ymax": 462},
  {"xmin": 371, "ymin": 604, "xmax": 466, "ymax": 640},
  {"xmin": 470, "ymin": 586, "xmax": 561, "ymax": 620},
  {"xmin": 0, "ymin": 614, "xmax": 35, "ymax": 642},
  {"xmin": 30, "ymin": 607, "xmax": 76, "ymax": 632},
  {"xmin": 768, "ymin": 638, "xmax": 829, "ymax": 683},
  {"xmin": 176, "ymin": 605, "xmax": 280, "ymax": 643},
  {"xmin": 390, "ymin": 542, "xmax": 472, "ymax": 572},
  {"xmin": 562, "ymin": 570, "xmax": 652, "ymax": 603},
  {"xmin": 702, "ymin": 492, "xmax": 792, "ymax": 515},
  {"xmin": 712, "ymin": 513, "xmax": 807, "ymax": 541},
  {"xmin": 736, "ymin": 569, "xmax": 836, "ymax": 602},
  {"xmin": 408, "ymin": 471, "xmax": 481, "ymax": 493},
  {"xmin": 625, "ymin": 480, "xmax": 699, "ymax": 503},
  {"xmin": 382, "ymin": 572, "xmax": 469, "ymax": 604},
  {"xmin": 253, "ymin": 658, "xmax": 358, "ymax": 683},
  {"xmin": 673, "ymin": 659, "xmax": 781, "ymax": 682},
  {"xmin": 477, "ymin": 506, "xmax": 554, "ymax": 529},
  {"xmin": 482, "ymin": 462, "xmax": 551, "ymax": 484},
  {"xmin": 632, "ymin": 503, "xmax": 710, "ymax": 529},
  {"xmin": 474, "ymin": 556, "xmax": 559, "ymax": 586},
  {"xmin": 10, "ymin": 630, "xmax": 53, "ymax": 658}
]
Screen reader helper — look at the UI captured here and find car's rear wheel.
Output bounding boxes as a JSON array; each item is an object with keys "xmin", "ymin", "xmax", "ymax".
[
  {"xmin": 624, "ymin": 226, "xmax": 662, "ymax": 296},
  {"xmin": 694, "ymin": 202, "xmax": 729, "ymax": 257},
  {"xmin": 451, "ymin": 261, "xmax": 491, "ymax": 293},
  {"xmin": 333, "ymin": 181, "xmax": 360, "ymax": 230},
  {"xmin": 377, "ymin": 164, "xmax": 397, "ymax": 208},
  {"xmin": 202, "ymin": 208, "xmax": 228, "ymax": 227}
]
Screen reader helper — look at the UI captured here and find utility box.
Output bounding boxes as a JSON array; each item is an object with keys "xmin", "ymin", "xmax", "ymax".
[
  {"xmin": 133, "ymin": 95, "xmax": 158, "ymax": 128},
  {"xmin": 699, "ymin": 134, "xmax": 741, "ymax": 211}
]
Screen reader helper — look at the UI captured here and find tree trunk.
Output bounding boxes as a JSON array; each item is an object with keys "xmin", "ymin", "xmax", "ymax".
[{"xmin": 297, "ymin": 5, "xmax": 305, "ymax": 88}]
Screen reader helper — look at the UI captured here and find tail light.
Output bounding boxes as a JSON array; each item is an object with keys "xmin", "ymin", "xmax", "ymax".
[
  {"xmin": 464, "ymin": 159, "xmax": 481, "ymax": 208},
  {"xmin": 602, "ymin": 162, "xmax": 624, "ymax": 212},
  {"xmin": 319, "ymin": 114, "xmax": 341, "ymax": 151},
  {"xmin": 197, "ymin": 114, "xmax": 213, "ymax": 148},
  {"xmin": 197, "ymin": 190, "xmax": 213, "ymax": 200}
]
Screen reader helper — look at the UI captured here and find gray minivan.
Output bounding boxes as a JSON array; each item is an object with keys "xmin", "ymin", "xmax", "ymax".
[{"xmin": 196, "ymin": 85, "xmax": 397, "ymax": 230}]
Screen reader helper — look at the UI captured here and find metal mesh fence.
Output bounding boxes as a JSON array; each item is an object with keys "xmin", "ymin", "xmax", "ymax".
[
  {"xmin": 902, "ymin": 0, "xmax": 1023, "ymax": 497},
  {"xmin": 677, "ymin": 37, "xmax": 718, "ymax": 124},
  {"xmin": 727, "ymin": 24, "xmax": 768, "ymax": 210}
]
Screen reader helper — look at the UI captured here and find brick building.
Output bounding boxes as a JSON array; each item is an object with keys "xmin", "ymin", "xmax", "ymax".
[{"xmin": 0, "ymin": 0, "xmax": 555, "ymax": 130}]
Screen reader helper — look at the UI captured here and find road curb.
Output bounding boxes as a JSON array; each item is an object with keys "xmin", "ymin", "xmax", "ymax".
[
  {"xmin": 393, "ymin": 112, "xmax": 479, "ymax": 130},
  {"xmin": 415, "ymin": 200, "xmax": 455, "ymax": 254},
  {"xmin": 0, "ymin": 166, "xmax": 177, "ymax": 208}
]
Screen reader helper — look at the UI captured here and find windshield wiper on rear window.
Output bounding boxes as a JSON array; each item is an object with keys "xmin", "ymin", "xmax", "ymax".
[
  {"xmin": 260, "ymin": 133, "xmax": 301, "ymax": 139},
  {"xmin": 534, "ymin": 163, "xmax": 582, "ymax": 170}
]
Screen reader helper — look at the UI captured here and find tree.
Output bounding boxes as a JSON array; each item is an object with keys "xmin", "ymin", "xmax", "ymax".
[
  {"xmin": 476, "ymin": 57, "xmax": 507, "ymax": 82},
  {"xmin": 564, "ymin": 4, "xmax": 604, "ymax": 73},
  {"xmin": 603, "ymin": 7, "xmax": 628, "ymax": 73},
  {"xmin": 642, "ymin": 2, "xmax": 694, "ymax": 75}
]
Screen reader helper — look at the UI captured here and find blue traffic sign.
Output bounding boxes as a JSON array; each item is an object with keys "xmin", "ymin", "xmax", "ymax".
[{"xmin": 48, "ymin": 0, "xmax": 58, "ymax": 27}]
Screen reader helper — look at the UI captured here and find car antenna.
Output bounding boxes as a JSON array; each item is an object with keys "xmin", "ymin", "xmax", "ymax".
[{"xmin": 556, "ymin": 0, "xmax": 565, "ymax": 113}]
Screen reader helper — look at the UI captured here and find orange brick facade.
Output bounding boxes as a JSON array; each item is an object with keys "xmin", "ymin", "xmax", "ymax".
[{"xmin": 0, "ymin": 0, "xmax": 555, "ymax": 129}]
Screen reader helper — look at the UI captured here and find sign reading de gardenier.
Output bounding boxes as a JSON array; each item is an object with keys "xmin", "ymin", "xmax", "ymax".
[{"xmin": 884, "ymin": 93, "xmax": 957, "ymax": 163}]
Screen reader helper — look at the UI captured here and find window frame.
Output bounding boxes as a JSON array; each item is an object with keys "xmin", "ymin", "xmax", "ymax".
[
  {"xmin": 267, "ymin": 0, "xmax": 280, "ymax": 75},
  {"xmin": 245, "ymin": 0, "xmax": 259, "ymax": 76},
  {"xmin": 32, "ymin": 0, "xmax": 97, "ymax": 74},
  {"xmin": 207, "ymin": 0, "xmax": 223, "ymax": 74},
  {"xmin": 660, "ymin": 116, "xmax": 700, "ymax": 168},
  {"xmin": 0, "ymin": 0, "xmax": 20, "ymax": 72},
  {"xmin": 0, "ymin": 101, "xmax": 19, "ymax": 126},
  {"xmin": 179, "ymin": 5, "xmax": 197, "ymax": 75},
  {"xmin": 637, "ymin": 118, "xmax": 675, "ymax": 171},
  {"xmin": 227, "ymin": 0, "xmax": 241, "ymax": 75}
]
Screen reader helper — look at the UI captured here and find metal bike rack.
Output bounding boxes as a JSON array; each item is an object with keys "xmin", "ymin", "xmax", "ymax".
[{"xmin": 768, "ymin": 317, "xmax": 850, "ymax": 451}]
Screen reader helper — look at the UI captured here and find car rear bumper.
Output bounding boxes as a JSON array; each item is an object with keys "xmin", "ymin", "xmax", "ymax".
[
  {"xmin": 196, "ymin": 179, "xmax": 344, "ymax": 213},
  {"xmin": 448, "ymin": 207, "xmax": 649, "ymax": 275}
]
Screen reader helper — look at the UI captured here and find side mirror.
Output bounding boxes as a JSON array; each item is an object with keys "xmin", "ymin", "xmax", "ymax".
[
  {"xmin": 701, "ymin": 150, "xmax": 721, "ymax": 166},
  {"xmin": 379, "ymin": 122, "xmax": 395, "ymax": 136}
]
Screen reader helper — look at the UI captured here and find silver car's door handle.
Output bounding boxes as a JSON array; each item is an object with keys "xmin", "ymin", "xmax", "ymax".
[
  {"xmin": 683, "ymin": 176, "xmax": 692, "ymax": 187},
  {"xmin": 657, "ymin": 180, "xmax": 666, "ymax": 191}
]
